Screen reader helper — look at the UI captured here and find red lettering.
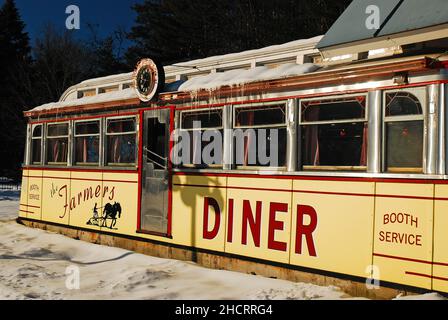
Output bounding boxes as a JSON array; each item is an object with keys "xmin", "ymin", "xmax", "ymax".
[
  {"xmin": 227, "ymin": 198, "xmax": 234, "ymax": 243},
  {"xmin": 95, "ymin": 185, "xmax": 101, "ymax": 198},
  {"xmin": 77, "ymin": 192, "xmax": 83, "ymax": 206},
  {"xmin": 408, "ymin": 234, "xmax": 415, "ymax": 245},
  {"xmin": 58, "ymin": 185, "xmax": 68, "ymax": 219},
  {"xmin": 109, "ymin": 186, "xmax": 115, "ymax": 201},
  {"xmin": 267, "ymin": 202, "xmax": 288, "ymax": 252},
  {"xmin": 295, "ymin": 205, "xmax": 317, "ymax": 257},
  {"xmin": 103, "ymin": 186, "xmax": 109, "ymax": 199},
  {"xmin": 203, "ymin": 197, "xmax": 221, "ymax": 240},
  {"xmin": 242, "ymin": 200, "xmax": 262, "ymax": 247},
  {"xmin": 70, "ymin": 197, "xmax": 76, "ymax": 211},
  {"xmin": 416, "ymin": 235, "xmax": 422, "ymax": 246}
]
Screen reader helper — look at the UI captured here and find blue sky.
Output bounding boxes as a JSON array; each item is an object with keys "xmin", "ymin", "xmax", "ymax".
[{"xmin": 4, "ymin": 0, "xmax": 141, "ymax": 45}]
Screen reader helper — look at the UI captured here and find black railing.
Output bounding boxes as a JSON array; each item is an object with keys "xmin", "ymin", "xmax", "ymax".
[{"xmin": 0, "ymin": 180, "xmax": 20, "ymax": 191}]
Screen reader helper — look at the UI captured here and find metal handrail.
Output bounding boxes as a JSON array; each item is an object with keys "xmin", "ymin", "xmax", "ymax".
[{"xmin": 143, "ymin": 147, "xmax": 167, "ymax": 170}]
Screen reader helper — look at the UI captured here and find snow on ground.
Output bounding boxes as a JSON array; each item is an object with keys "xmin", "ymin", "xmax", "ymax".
[{"xmin": 0, "ymin": 190, "xmax": 445, "ymax": 300}]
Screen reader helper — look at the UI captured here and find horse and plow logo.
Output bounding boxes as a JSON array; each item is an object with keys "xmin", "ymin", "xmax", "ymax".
[{"xmin": 87, "ymin": 202, "xmax": 122, "ymax": 229}]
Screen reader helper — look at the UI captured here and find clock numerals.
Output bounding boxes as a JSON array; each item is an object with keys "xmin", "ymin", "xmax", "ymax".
[
  {"xmin": 133, "ymin": 58, "xmax": 162, "ymax": 102},
  {"xmin": 138, "ymin": 68, "xmax": 152, "ymax": 94}
]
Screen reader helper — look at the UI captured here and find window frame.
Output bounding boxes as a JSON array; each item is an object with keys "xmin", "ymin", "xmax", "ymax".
[
  {"xmin": 299, "ymin": 94, "xmax": 369, "ymax": 172},
  {"xmin": 73, "ymin": 119, "xmax": 102, "ymax": 167},
  {"xmin": 382, "ymin": 88, "xmax": 427, "ymax": 174},
  {"xmin": 178, "ymin": 107, "xmax": 224, "ymax": 168},
  {"xmin": 45, "ymin": 121, "xmax": 70, "ymax": 166},
  {"xmin": 30, "ymin": 124, "xmax": 44, "ymax": 165},
  {"xmin": 233, "ymin": 101, "xmax": 288, "ymax": 170},
  {"xmin": 104, "ymin": 115, "xmax": 138, "ymax": 167}
]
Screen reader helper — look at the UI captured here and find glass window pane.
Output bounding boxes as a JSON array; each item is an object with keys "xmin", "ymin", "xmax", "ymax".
[
  {"xmin": 75, "ymin": 136, "xmax": 100, "ymax": 164},
  {"xmin": 301, "ymin": 123, "xmax": 367, "ymax": 167},
  {"xmin": 76, "ymin": 121, "xmax": 100, "ymax": 135},
  {"xmin": 47, "ymin": 138, "xmax": 68, "ymax": 164},
  {"xmin": 107, "ymin": 134, "xmax": 136, "ymax": 165},
  {"xmin": 32, "ymin": 125, "xmax": 42, "ymax": 138},
  {"xmin": 107, "ymin": 118, "xmax": 136, "ymax": 134},
  {"xmin": 31, "ymin": 139, "xmax": 41, "ymax": 164},
  {"xmin": 302, "ymin": 97, "xmax": 366, "ymax": 122},
  {"xmin": 48, "ymin": 123, "xmax": 69, "ymax": 137},
  {"xmin": 386, "ymin": 121, "xmax": 423, "ymax": 170},
  {"xmin": 181, "ymin": 110, "xmax": 223, "ymax": 129},
  {"xmin": 235, "ymin": 105, "xmax": 286, "ymax": 127},
  {"xmin": 386, "ymin": 92, "xmax": 422, "ymax": 117}
]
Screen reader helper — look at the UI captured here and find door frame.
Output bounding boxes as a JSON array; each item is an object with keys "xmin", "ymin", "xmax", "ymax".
[{"xmin": 137, "ymin": 105, "xmax": 175, "ymax": 238}]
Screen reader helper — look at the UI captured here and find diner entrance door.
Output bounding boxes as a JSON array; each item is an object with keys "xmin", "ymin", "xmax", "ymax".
[{"xmin": 140, "ymin": 109, "xmax": 170, "ymax": 235}]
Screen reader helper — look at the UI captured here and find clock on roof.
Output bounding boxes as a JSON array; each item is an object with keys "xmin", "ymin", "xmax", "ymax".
[{"xmin": 133, "ymin": 58, "xmax": 165, "ymax": 102}]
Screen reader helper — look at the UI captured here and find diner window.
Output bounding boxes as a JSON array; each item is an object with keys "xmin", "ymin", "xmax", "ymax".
[
  {"xmin": 179, "ymin": 109, "xmax": 223, "ymax": 167},
  {"xmin": 384, "ymin": 91, "xmax": 424, "ymax": 173},
  {"xmin": 31, "ymin": 125, "xmax": 43, "ymax": 165},
  {"xmin": 74, "ymin": 120, "xmax": 100, "ymax": 166},
  {"xmin": 46, "ymin": 123, "xmax": 69, "ymax": 165},
  {"xmin": 233, "ymin": 104, "xmax": 287, "ymax": 168},
  {"xmin": 300, "ymin": 96, "xmax": 368, "ymax": 171},
  {"xmin": 106, "ymin": 117, "xmax": 137, "ymax": 166}
]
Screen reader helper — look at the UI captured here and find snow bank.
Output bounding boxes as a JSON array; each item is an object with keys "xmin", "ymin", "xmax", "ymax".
[
  {"xmin": 179, "ymin": 63, "xmax": 320, "ymax": 92},
  {"xmin": 0, "ymin": 190, "xmax": 20, "ymax": 222}
]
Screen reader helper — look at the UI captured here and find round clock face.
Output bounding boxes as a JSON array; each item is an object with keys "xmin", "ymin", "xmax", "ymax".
[
  {"xmin": 137, "ymin": 67, "xmax": 153, "ymax": 95},
  {"xmin": 133, "ymin": 58, "xmax": 163, "ymax": 102}
]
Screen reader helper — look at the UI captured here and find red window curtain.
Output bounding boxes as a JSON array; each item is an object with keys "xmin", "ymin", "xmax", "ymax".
[
  {"xmin": 53, "ymin": 140, "xmax": 59, "ymax": 162},
  {"xmin": 83, "ymin": 138, "xmax": 88, "ymax": 163}
]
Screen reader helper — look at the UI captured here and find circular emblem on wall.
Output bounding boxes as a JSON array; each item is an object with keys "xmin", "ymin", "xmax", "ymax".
[{"xmin": 133, "ymin": 58, "xmax": 165, "ymax": 102}]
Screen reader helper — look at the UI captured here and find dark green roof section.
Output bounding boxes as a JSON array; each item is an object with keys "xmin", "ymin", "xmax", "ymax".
[
  {"xmin": 317, "ymin": 0, "xmax": 448, "ymax": 50},
  {"xmin": 317, "ymin": 0, "xmax": 401, "ymax": 49},
  {"xmin": 377, "ymin": 0, "xmax": 448, "ymax": 36}
]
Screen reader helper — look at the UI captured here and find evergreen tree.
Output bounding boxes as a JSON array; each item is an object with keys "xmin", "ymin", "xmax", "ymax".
[
  {"xmin": 91, "ymin": 36, "xmax": 129, "ymax": 77},
  {"xmin": 125, "ymin": 0, "xmax": 351, "ymax": 66},
  {"xmin": 0, "ymin": 0, "xmax": 31, "ymax": 179}
]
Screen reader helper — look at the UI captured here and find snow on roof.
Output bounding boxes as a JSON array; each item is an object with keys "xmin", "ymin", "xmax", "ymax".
[
  {"xmin": 77, "ymin": 72, "xmax": 134, "ymax": 87},
  {"xmin": 29, "ymin": 88, "xmax": 138, "ymax": 113},
  {"xmin": 28, "ymin": 63, "xmax": 320, "ymax": 113},
  {"xmin": 178, "ymin": 62, "xmax": 320, "ymax": 92}
]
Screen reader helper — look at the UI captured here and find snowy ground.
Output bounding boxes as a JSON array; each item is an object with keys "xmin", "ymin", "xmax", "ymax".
[{"xmin": 0, "ymin": 190, "xmax": 445, "ymax": 300}]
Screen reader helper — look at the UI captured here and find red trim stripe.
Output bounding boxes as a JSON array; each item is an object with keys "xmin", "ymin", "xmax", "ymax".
[
  {"xmin": 374, "ymin": 253, "xmax": 432, "ymax": 265},
  {"xmin": 172, "ymin": 171, "xmax": 448, "ymax": 185},
  {"xmin": 173, "ymin": 183, "xmax": 439, "ymax": 201},
  {"xmin": 19, "ymin": 210, "xmax": 35, "ymax": 214},
  {"xmin": 20, "ymin": 204, "xmax": 40, "ymax": 209},
  {"xmin": 29, "ymin": 111, "xmax": 139, "ymax": 125},
  {"xmin": 22, "ymin": 175, "xmax": 137, "ymax": 184},
  {"xmin": 173, "ymin": 80, "xmax": 448, "ymax": 111},
  {"xmin": 406, "ymin": 271, "xmax": 448, "ymax": 282},
  {"xmin": 137, "ymin": 110, "xmax": 143, "ymax": 232},
  {"xmin": 24, "ymin": 167, "xmax": 138, "ymax": 174},
  {"xmin": 293, "ymin": 189, "xmax": 373, "ymax": 197},
  {"xmin": 374, "ymin": 253, "xmax": 448, "ymax": 267}
]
